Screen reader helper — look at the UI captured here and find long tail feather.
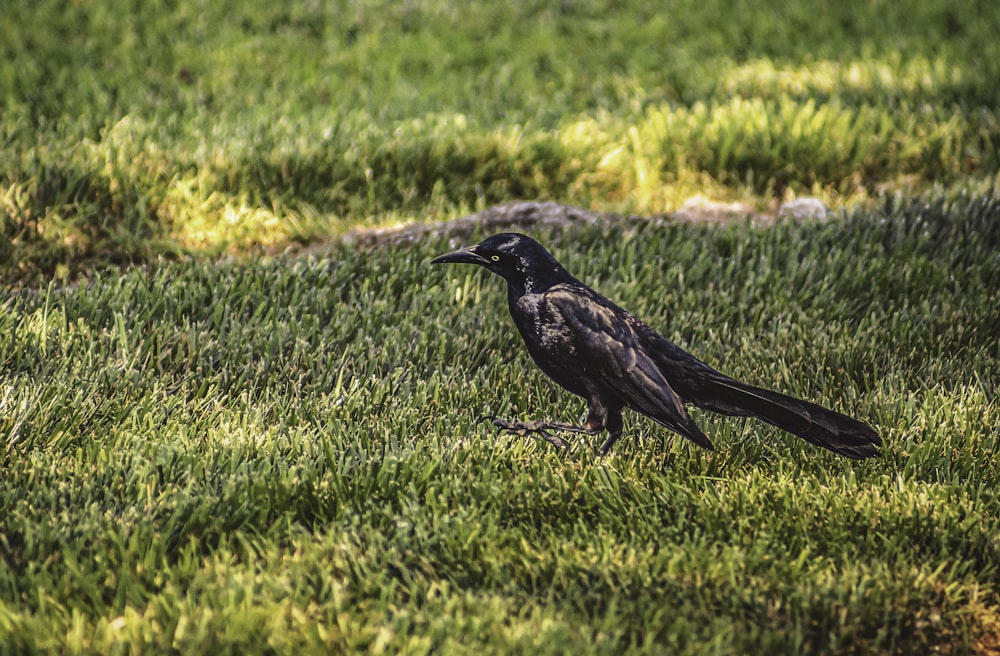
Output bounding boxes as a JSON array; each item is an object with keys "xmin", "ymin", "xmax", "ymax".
[{"xmin": 691, "ymin": 377, "xmax": 882, "ymax": 459}]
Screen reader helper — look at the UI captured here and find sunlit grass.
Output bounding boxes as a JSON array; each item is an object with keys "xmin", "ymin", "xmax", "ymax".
[
  {"xmin": 4, "ymin": 95, "xmax": 995, "ymax": 280},
  {"xmin": 2, "ymin": 1, "xmax": 1000, "ymax": 280},
  {"xmin": 718, "ymin": 55, "xmax": 971, "ymax": 99}
]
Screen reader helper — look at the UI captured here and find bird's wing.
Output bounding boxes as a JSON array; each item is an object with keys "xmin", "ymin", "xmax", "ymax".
[{"xmin": 544, "ymin": 286, "xmax": 712, "ymax": 448}]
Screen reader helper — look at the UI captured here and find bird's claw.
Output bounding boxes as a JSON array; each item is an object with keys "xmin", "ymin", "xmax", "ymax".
[
  {"xmin": 478, "ymin": 414, "xmax": 544, "ymax": 435},
  {"xmin": 477, "ymin": 414, "xmax": 505, "ymax": 428},
  {"xmin": 477, "ymin": 415, "xmax": 571, "ymax": 450}
]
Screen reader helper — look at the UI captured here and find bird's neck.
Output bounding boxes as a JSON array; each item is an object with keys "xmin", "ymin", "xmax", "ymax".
[{"xmin": 506, "ymin": 264, "xmax": 576, "ymax": 298}]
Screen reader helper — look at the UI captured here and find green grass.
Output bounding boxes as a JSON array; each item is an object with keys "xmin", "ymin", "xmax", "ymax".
[
  {"xmin": 3, "ymin": 0, "xmax": 1000, "ymax": 653},
  {"xmin": 2, "ymin": 193, "xmax": 999, "ymax": 653},
  {"xmin": 2, "ymin": 0, "xmax": 1000, "ymax": 280}
]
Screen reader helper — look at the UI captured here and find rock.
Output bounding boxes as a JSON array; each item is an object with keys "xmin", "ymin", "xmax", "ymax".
[
  {"xmin": 673, "ymin": 195, "xmax": 758, "ymax": 224},
  {"xmin": 343, "ymin": 201, "xmax": 624, "ymax": 247},
  {"xmin": 777, "ymin": 197, "xmax": 830, "ymax": 221}
]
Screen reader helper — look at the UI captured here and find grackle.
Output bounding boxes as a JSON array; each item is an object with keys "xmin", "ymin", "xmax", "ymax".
[{"xmin": 432, "ymin": 233, "xmax": 881, "ymax": 459}]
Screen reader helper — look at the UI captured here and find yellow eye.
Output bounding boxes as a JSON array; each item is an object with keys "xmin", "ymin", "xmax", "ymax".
[{"xmin": 490, "ymin": 255, "xmax": 500, "ymax": 262}]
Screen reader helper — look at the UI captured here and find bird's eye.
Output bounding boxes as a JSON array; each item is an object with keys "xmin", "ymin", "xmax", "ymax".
[{"xmin": 490, "ymin": 255, "xmax": 500, "ymax": 262}]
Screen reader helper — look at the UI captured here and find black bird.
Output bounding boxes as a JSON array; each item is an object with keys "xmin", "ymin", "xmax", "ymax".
[{"xmin": 432, "ymin": 233, "xmax": 882, "ymax": 459}]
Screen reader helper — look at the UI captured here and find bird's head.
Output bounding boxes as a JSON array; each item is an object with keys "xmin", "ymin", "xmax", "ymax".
[{"xmin": 431, "ymin": 233, "xmax": 572, "ymax": 295}]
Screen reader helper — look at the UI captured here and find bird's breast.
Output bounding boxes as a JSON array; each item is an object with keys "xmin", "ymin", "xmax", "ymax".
[
  {"xmin": 511, "ymin": 293, "xmax": 578, "ymax": 356},
  {"xmin": 506, "ymin": 288, "xmax": 602, "ymax": 400}
]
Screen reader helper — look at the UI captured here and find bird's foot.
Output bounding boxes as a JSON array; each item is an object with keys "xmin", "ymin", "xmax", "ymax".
[
  {"xmin": 479, "ymin": 415, "xmax": 571, "ymax": 449},
  {"xmin": 478, "ymin": 416, "xmax": 598, "ymax": 450}
]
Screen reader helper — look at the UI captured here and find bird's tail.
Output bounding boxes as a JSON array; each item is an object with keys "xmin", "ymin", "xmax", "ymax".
[{"xmin": 689, "ymin": 376, "xmax": 882, "ymax": 459}]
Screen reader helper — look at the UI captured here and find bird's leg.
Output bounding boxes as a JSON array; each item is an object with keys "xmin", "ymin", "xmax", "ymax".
[
  {"xmin": 479, "ymin": 415, "xmax": 599, "ymax": 450},
  {"xmin": 597, "ymin": 430, "xmax": 622, "ymax": 455},
  {"xmin": 596, "ymin": 410, "xmax": 625, "ymax": 456}
]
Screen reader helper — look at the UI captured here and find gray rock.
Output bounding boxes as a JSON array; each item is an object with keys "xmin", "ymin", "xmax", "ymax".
[{"xmin": 778, "ymin": 197, "xmax": 830, "ymax": 220}]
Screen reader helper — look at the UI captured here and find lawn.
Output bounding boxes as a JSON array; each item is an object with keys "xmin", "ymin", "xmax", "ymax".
[
  {"xmin": 2, "ymin": 1, "xmax": 1000, "ymax": 654},
  {"xmin": 3, "ymin": 0, "xmax": 999, "ymax": 280}
]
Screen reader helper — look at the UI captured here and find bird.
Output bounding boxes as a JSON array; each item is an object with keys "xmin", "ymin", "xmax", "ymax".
[{"xmin": 431, "ymin": 232, "xmax": 882, "ymax": 459}]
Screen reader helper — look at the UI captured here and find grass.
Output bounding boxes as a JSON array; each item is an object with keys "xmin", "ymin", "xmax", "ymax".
[
  {"xmin": 2, "ymin": 0, "xmax": 1000, "ymax": 653},
  {"xmin": 2, "ymin": 0, "xmax": 1000, "ymax": 280},
  {"xmin": 2, "ymin": 193, "xmax": 1000, "ymax": 653}
]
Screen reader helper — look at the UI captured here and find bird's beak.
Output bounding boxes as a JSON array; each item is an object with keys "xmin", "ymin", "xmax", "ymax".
[{"xmin": 430, "ymin": 245, "xmax": 487, "ymax": 266}]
